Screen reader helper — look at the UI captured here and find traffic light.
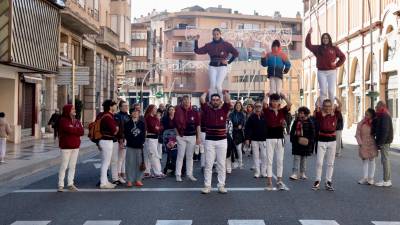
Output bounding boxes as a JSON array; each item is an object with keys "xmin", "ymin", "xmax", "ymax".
[{"xmin": 300, "ymin": 88, "xmax": 304, "ymax": 99}]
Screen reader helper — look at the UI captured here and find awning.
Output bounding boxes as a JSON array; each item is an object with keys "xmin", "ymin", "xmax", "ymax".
[
  {"xmin": 57, "ymin": 66, "xmax": 90, "ymax": 85},
  {"xmin": 22, "ymin": 74, "xmax": 42, "ymax": 84}
]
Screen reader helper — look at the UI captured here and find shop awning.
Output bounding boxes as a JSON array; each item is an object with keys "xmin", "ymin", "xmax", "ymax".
[{"xmin": 22, "ymin": 74, "xmax": 43, "ymax": 84}]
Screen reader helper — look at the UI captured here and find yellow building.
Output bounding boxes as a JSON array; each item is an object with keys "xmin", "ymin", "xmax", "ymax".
[{"xmin": 302, "ymin": 0, "xmax": 400, "ymax": 139}]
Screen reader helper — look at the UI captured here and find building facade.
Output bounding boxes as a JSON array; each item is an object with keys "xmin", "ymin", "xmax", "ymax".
[
  {"xmin": 133, "ymin": 6, "xmax": 303, "ymax": 107},
  {"xmin": 0, "ymin": 0, "xmax": 62, "ymax": 143},
  {"xmin": 302, "ymin": 0, "xmax": 400, "ymax": 139}
]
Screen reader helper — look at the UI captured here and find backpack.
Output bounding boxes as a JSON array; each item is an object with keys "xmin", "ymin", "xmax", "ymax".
[{"xmin": 88, "ymin": 113, "xmax": 112, "ymax": 143}]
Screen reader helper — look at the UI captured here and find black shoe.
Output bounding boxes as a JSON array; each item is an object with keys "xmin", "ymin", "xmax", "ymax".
[
  {"xmin": 112, "ymin": 180, "xmax": 122, "ymax": 186},
  {"xmin": 325, "ymin": 181, "xmax": 335, "ymax": 191},
  {"xmin": 96, "ymin": 181, "xmax": 100, "ymax": 187},
  {"xmin": 312, "ymin": 181, "xmax": 320, "ymax": 190}
]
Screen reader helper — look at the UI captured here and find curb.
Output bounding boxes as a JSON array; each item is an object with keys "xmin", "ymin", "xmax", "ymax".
[{"xmin": 0, "ymin": 144, "xmax": 98, "ymax": 184}]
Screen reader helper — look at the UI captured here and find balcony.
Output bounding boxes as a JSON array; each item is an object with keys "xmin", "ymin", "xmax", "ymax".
[
  {"xmin": 173, "ymin": 46, "xmax": 195, "ymax": 55},
  {"xmin": 61, "ymin": 0, "xmax": 100, "ymax": 35},
  {"xmin": 165, "ymin": 25, "xmax": 196, "ymax": 37},
  {"xmin": 119, "ymin": 42, "xmax": 131, "ymax": 56},
  {"xmin": 96, "ymin": 27, "xmax": 120, "ymax": 54},
  {"xmin": 172, "ymin": 67, "xmax": 196, "ymax": 74},
  {"xmin": 173, "ymin": 82, "xmax": 196, "ymax": 91}
]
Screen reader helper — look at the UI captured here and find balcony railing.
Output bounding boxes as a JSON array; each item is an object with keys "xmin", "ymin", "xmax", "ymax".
[
  {"xmin": 61, "ymin": 0, "xmax": 100, "ymax": 34},
  {"xmin": 173, "ymin": 46, "xmax": 194, "ymax": 53},
  {"xmin": 96, "ymin": 26, "xmax": 120, "ymax": 52},
  {"xmin": 172, "ymin": 67, "xmax": 196, "ymax": 74},
  {"xmin": 119, "ymin": 42, "xmax": 131, "ymax": 56}
]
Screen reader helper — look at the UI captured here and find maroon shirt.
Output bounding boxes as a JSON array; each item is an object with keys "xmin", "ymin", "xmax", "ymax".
[
  {"xmin": 305, "ymin": 33, "xmax": 346, "ymax": 71},
  {"xmin": 59, "ymin": 105, "xmax": 84, "ymax": 149},
  {"xmin": 99, "ymin": 112, "xmax": 118, "ymax": 141},
  {"xmin": 145, "ymin": 115, "xmax": 161, "ymax": 138},
  {"xmin": 315, "ymin": 110, "xmax": 340, "ymax": 142},
  {"xmin": 263, "ymin": 106, "xmax": 290, "ymax": 139},
  {"xmin": 201, "ymin": 102, "xmax": 230, "ymax": 140},
  {"xmin": 194, "ymin": 39, "xmax": 239, "ymax": 67},
  {"xmin": 174, "ymin": 105, "xmax": 200, "ymax": 136}
]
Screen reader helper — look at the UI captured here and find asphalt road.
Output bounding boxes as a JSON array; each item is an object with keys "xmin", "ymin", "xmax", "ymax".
[{"xmin": 1, "ymin": 137, "xmax": 400, "ymax": 225}]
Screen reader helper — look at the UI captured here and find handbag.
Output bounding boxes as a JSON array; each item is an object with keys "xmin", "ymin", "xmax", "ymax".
[
  {"xmin": 298, "ymin": 123, "xmax": 309, "ymax": 146},
  {"xmin": 139, "ymin": 148, "xmax": 146, "ymax": 172}
]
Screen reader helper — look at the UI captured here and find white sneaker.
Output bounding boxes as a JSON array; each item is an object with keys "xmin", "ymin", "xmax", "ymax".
[
  {"xmin": 218, "ymin": 186, "xmax": 228, "ymax": 194},
  {"xmin": 176, "ymin": 176, "xmax": 183, "ymax": 182},
  {"xmin": 187, "ymin": 176, "xmax": 197, "ymax": 182},
  {"xmin": 290, "ymin": 174, "xmax": 299, "ymax": 180},
  {"xmin": 201, "ymin": 186, "xmax": 211, "ymax": 194},
  {"xmin": 358, "ymin": 178, "xmax": 368, "ymax": 185},
  {"xmin": 100, "ymin": 182, "xmax": 116, "ymax": 189},
  {"xmin": 239, "ymin": 163, "xmax": 244, "ymax": 169},
  {"xmin": 375, "ymin": 180, "xmax": 392, "ymax": 187},
  {"xmin": 118, "ymin": 177, "xmax": 126, "ymax": 184},
  {"xmin": 226, "ymin": 169, "xmax": 232, "ymax": 174},
  {"xmin": 367, "ymin": 179, "xmax": 375, "ymax": 185},
  {"xmin": 232, "ymin": 162, "xmax": 239, "ymax": 169},
  {"xmin": 300, "ymin": 173, "xmax": 308, "ymax": 180},
  {"xmin": 265, "ymin": 185, "xmax": 275, "ymax": 191}
]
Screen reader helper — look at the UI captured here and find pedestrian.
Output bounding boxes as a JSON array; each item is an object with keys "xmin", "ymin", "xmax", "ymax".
[
  {"xmin": 98, "ymin": 100, "xmax": 119, "ymax": 189},
  {"xmin": 114, "ymin": 100, "xmax": 130, "ymax": 184},
  {"xmin": 144, "ymin": 104, "xmax": 165, "ymax": 179},
  {"xmin": 263, "ymin": 93, "xmax": 292, "ymax": 191},
  {"xmin": 306, "ymin": 28, "xmax": 346, "ymax": 106},
  {"xmin": 124, "ymin": 108, "xmax": 146, "ymax": 188},
  {"xmin": 335, "ymin": 110, "xmax": 344, "ymax": 157},
  {"xmin": 356, "ymin": 108, "xmax": 378, "ymax": 185},
  {"xmin": 161, "ymin": 106, "xmax": 179, "ymax": 175},
  {"xmin": 229, "ymin": 101, "xmax": 246, "ymax": 169},
  {"xmin": 200, "ymin": 91, "xmax": 231, "ymax": 194},
  {"xmin": 244, "ymin": 102, "xmax": 268, "ymax": 178},
  {"xmin": 261, "ymin": 40, "xmax": 291, "ymax": 95},
  {"xmin": 0, "ymin": 112, "xmax": 11, "ymax": 163},
  {"xmin": 48, "ymin": 108, "xmax": 61, "ymax": 140},
  {"xmin": 372, "ymin": 101, "xmax": 394, "ymax": 187},
  {"xmin": 156, "ymin": 108, "xmax": 165, "ymax": 161},
  {"xmin": 173, "ymin": 95, "xmax": 200, "ymax": 182},
  {"xmin": 194, "ymin": 28, "xmax": 239, "ymax": 99},
  {"xmin": 133, "ymin": 103, "xmax": 145, "ymax": 122},
  {"xmin": 289, "ymin": 107, "xmax": 315, "ymax": 180},
  {"xmin": 159, "ymin": 103, "xmax": 166, "ymax": 115},
  {"xmin": 57, "ymin": 104, "xmax": 84, "ymax": 192},
  {"xmin": 312, "ymin": 98, "xmax": 342, "ymax": 191},
  {"xmin": 244, "ymin": 100, "xmax": 255, "ymax": 121}
]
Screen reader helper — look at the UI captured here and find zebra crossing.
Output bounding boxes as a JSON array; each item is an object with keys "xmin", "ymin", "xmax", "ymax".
[{"xmin": 8, "ymin": 220, "xmax": 400, "ymax": 225}]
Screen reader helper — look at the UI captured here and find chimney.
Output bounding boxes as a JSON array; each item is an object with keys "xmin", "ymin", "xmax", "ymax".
[
  {"xmin": 274, "ymin": 11, "xmax": 281, "ymax": 18},
  {"xmin": 254, "ymin": 10, "xmax": 259, "ymax": 16},
  {"xmin": 296, "ymin": 11, "xmax": 301, "ymax": 18}
]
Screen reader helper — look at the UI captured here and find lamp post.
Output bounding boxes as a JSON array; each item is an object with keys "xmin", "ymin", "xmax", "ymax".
[{"xmin": 366, "ymin": 0, "xmax": 379, "ymax": 107}]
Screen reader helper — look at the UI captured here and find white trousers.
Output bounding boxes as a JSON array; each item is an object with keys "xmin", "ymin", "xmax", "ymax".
[
  {"xmin": 58, "ymin": 149, "xmax": 79, "ymax": 187},
  {"xmin": 0, "ymin": 138, "xmax": 6, "ymax": 160},
  {"xmin": 176, "ymin": 135, "xmax": 196, "ymax": 177},
  {"xmin": 315, "ymin": 141, "xmax": 337, "ymax": 182},
  {"xmin": 144, "ymin": 138, "xmax": 162, "ymax": 175},
  {"xmin": 157, "ymin": 143, "xmax": 163, "ymax": 160},
  {"xmin": 209, "ymin": 66, "xmax": 228, "ymax": 99},
  {"xmin": 269, "ymin": 77, "xmax": 283, "ymax": 95},
  {"xmin": 117, "ymin": 141, "xmax": 126, "ymax": 175},
  {"xmin": 200, "ymin": 132, "xmax": 206, "ymax": 168},
  {"xmin": 236, "ymin": 143, "xmax": 243, "ymax": 165},
  {"xmin": 362, "ymin": 159, "xmax": 376, "ymax": 180},
  {"xmin": 266, "ymin": 139, "xmax": 285, "ymax": 178},
  {"xmin": 204, "ymin": 139, "xmax": 227, "ymax": 187},
  {"xmin": 110, "ymin": 142, "xmax": 119, "ymax": 181},
  {"xmin": 99, "ymin": 140, "xmax": 115, "ymax": 185},
  {"xmin": 317, "ymin": 70, "xmax": 336, "ymax": 106},
  {"xmin": 251, "ymin": 141, "xmax": 267, "ymax": 176}
]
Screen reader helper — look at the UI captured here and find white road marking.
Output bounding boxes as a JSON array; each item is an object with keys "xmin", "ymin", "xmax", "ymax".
[
  {"xmin": 82, "ymin": 158, "xmax": 101, "ymax": 164},
  {"xmin": 156, "ymin": 220, "xmax": 192, "ymax": 225},
  {"xmin": 14, "ymin": 187, "xmax": 267, "ymax": 193},
  {"xmin": 372, "ymin": 222, "xmax": 400, "ymax": 225},
  {"xmin": 299, "ymin": 220, "xmax": 340, "ymax": 225},
  {"xmin": 10, "ymin": 222, "xmax": 51, "ymax": 225},
  {"xmin": 228, "ymin": 219, "xmax": 266, "ymax": 225},
  {"xmin": 82, "ymin": 220, "xmax": 121, "ymax": 225}
]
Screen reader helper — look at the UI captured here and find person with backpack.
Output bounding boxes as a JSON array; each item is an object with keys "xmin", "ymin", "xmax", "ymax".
[
  {"xmin": 244, "ymin": 102, "xmax": 268, "ymax": 178},
  {"xmin": 261, "ymin": 40, "xmax": 291, "ymax": 95},
  {"xmin": 312, "ymin": 98, "xmax": 342, "ymax": 191},
  {"xmin": 173, "ymin": 95, "xmax": 200, "ymax": 182},
  {"xmin": 144, "ymin": 104, "xmax": 165, "ymax": 179},
  {"xmin": 0, "ymin": 112, "xmax": 11, "ymax": 164},
  {"xmin": 98, "ymin": 100, "xmax": 119, "ymax": 189},
  {"xmin": 113, "ymin": 100, "xmax": 131, "ymax": 184},
  {"xmin": 263, "ymin": 93, "xmax": 292, "ymax": 191},
  {"xmin": 289, "ymin": 107, "xmax": 315, "ymax": 181},
  {"xmin": 57, "ymin": 104, "xmax": 84, "ymax": 192},
  {"xmin": 124, "ymin": 108, "xmax": 146, "ymax": 187}
]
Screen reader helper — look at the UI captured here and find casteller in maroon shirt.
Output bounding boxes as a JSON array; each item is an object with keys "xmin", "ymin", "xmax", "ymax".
[
  {"xmin": 201, "ymin": 102, "xmax": 230, "ymax": 140},
  {"xmin": 145, "ymin": 115, "xmax": 161, "ymax": 138},
  {"xmin": 58, "ymin": 104, "xmax": 84, "ymax": 149},
  {"xmin": 174, "ymin": 105, "xmax": 200, "ymax": 137},
  {"xmin": 263, "ymin": 105, "xmax": 290, "ymax": 139}
]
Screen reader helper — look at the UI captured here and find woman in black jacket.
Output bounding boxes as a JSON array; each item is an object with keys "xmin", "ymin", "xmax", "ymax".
[
  {"xmin": 229, "ymin": 101, "xmax": 246, "ymax": 168},
  {"xmin": 289, "ymin": 106, "xmax": 315, "ymax": 180}
]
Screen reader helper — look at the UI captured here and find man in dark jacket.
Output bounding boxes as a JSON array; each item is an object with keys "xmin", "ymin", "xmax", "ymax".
[
  {"xmin": 114, "ymin": 100, "xmax": 131, "ymax": 184},
  {"xmin": 335, "ymin": 110, "xmax": 344, "ymax": 157},
  {"xmin": 48, "ymin": 109, "xmax": 61, "ymax": 140},
  {"xmin": 372, "ymin": 101, "xmax": 393, "ymax": 187}
]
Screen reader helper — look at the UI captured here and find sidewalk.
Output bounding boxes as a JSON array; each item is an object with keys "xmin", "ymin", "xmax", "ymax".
[{"xmin": 0, "ymin": 135, "xmax": 98, "ymax": 184}]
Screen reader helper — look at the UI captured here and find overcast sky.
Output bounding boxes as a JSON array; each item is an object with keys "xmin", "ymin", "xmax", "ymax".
[{"xmin": 131, "ymin": 0, "xmax": 303, "ymax": 20}]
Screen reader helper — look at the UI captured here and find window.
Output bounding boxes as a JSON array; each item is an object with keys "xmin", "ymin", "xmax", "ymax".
[
  {"xmin": 244, "ymin": 24, "xmax": 253, "ymax": 30},
  {"xmin": 221, "ymin": 22, "xmax": 227, "ymax": 29},
  {"xmin": 111, "ymin": 15, "xmax": 118, "ymax": 33},
  {"xmin": 237, "ymin": 24, "xmax": 244, "ymax": 29},
  {"xmin": 132, "ymin": 32, "xmax": 147, "ymax": 40}
]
